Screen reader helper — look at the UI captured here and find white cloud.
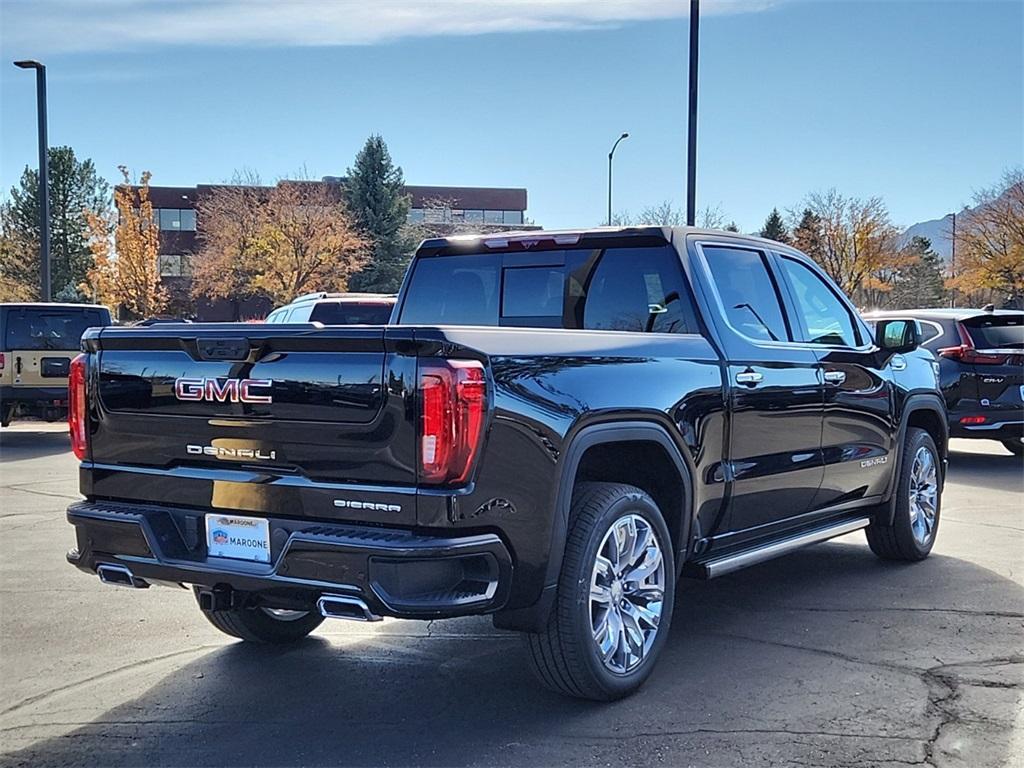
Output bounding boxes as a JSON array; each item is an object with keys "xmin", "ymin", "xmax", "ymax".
[{"xmin": 1, "ymin": 0, "xmax": 782, "ymax": 55}]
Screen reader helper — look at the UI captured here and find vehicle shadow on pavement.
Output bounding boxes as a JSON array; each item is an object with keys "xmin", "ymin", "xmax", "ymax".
[
  {"xmin": 2, "ymin": 542, "xmax": 1021, "ymax": 767},
  {"xmin": 0, "ymin": 429, "xmax": 71, "ymax": 462},
  {"xmin": 946, "ymin": 447, "xmax": 1024, "ymax": 492}
]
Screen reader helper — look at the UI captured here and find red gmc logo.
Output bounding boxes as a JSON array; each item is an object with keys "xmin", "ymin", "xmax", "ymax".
[{"xmin": 174, "ymin": 377, "xmax": 273, "ymax": 404}]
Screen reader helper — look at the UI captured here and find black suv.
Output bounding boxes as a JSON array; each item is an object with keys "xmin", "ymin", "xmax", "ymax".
[
  {"xmin": 866, "ymin": 308, "xmax": 1023, "ymax": 456},
  {"xmin": 65, "ymin": 227, "xmax": 947, "ymax": 700}
]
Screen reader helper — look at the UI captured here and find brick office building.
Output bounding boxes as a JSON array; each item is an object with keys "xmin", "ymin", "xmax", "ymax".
[{"xmin": 146, "ymin": 179, "xmax": 533, "ymax": 320}]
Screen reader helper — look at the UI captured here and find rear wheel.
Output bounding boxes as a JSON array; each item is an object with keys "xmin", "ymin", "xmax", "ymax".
[
  {"xmin": 866, "ymin": 427, "xmax": 941, "ymax": 561},
  {"xmin": 1000, "ymin": 438, "xmax": 1023, "ymax": 457},
  {"xmin": 524, "ymin": 482, "xmax": 675, "ymax": 701},
  {"xmin": 194, "ymin": 588, "xmax": 324, "ymax": 643}
]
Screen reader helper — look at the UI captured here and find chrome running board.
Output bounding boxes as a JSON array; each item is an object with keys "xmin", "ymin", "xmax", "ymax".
[{"xmin": 698, "ymin": 517, "xmax": 871, "ymax": 579}]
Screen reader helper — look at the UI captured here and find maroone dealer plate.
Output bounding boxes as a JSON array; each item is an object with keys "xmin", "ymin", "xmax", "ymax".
[{"xmin": 206, "ymin": 514, "xmax": 271, "ymax": 563}]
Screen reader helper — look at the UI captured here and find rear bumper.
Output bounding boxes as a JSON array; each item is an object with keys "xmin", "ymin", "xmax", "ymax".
[
  {"xmin": 66, "ymin": 500, "xmax": 513, "ymax": 620},
  {"xmin": 948, "ymin": 412, "xmax": 1024, "ymax": 441},
  {"xmin": 0, "ymin": 385, "xmax": 68, "ymax": 405}
]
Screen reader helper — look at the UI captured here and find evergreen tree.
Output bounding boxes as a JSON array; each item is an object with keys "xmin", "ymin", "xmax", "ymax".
[
  {"xmin": 791, "ymin": 208, "xmax": 825, "ymax": 263},
  {"xmin": 4, "ymin": 146, "xmax": 110, "ymax": 300},
  {"xmin": 890, "ymin": 236, "xmax": 948, "ymax": 309},
  {"xmin": 759, "ymin": 208, "xmax": 789, "ymax": 243},
  {"xmin": 343, "ymin": 136, "xmax": 412, "ymax": 292}
]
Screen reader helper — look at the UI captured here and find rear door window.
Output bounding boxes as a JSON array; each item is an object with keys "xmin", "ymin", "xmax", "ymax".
[
  {"xmin": 702, "ymin": 246, "xmax": 789, "ymax": 342},
  {"xmin": 399, "ymin": 246, "xmax": 698, "ymax": 333},
  {"xmin": 5, "ymin": 308, "xmax": 107, "ymax": 351}
]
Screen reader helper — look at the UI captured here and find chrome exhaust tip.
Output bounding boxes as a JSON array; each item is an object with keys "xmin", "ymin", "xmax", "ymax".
[
  {"xmin": 96, "ymin": 563, "xmax": 149, "ymax": 589},
  {"xmin": 316, "ymin": 594, "xmax": 381, "ymax": 622}
]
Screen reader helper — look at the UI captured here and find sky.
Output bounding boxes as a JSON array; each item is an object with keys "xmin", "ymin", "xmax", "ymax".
[{"xmin": 1, "ymin": 0, "xmax": 1021, "ymax": 233}]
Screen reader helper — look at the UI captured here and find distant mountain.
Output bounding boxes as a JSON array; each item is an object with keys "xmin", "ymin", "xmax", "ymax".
[{"xmin": 900, "ymin": 213, "xmax": 959, "ymax": 262}]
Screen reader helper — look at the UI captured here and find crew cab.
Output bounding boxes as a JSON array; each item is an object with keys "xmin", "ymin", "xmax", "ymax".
[{"xmin": 64, "ymin": 227, "xmax": 947, "ymax": 700}]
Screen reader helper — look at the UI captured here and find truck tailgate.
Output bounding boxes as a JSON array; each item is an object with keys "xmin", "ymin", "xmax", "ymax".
[{"xmin": 86, "ymin": 324, "xmax": 418, "ymax": 521}]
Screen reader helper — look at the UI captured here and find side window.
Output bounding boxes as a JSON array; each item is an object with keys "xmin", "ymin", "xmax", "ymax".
[
  {"xmin": 702, "ymin": 246, "xmax": 789, "ymax": 342},
  {"xmin": 779, "ymin": 257, "xmax": 859, "ymax": 347},
  {"xmin": 571, "ymin": 247, "xmax": 697, "ymax": 333}
]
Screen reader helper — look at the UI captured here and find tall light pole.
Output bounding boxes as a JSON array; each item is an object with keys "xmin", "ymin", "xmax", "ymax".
[
  {"xmin": 607, "ymin": 132, "xmax": 629, "ymax": 226},
  {"xmin": 685, "ymin": 0, "xmax": 699, "ymax": 226},
  {"xmin": 14, "ymin": 60, "xmax": 50, "ymax": 302},
  {"xmin": 949, "ymin": 211, "xmax": 957, "ymax": 308}
]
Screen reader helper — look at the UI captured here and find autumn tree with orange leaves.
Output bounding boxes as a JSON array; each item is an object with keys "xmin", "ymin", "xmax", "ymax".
[
  {"xmin": 85, "ymin": 167, "xmax": 166, "ymax": 318},
  {"xmin": 191, "ymin": 177, "xmax": 367, "ymax": 308},
  {"xmin": 793, "ymin": 190, "xmax": 912, "ymax": 307},
  {"xmin": 949, "ymin": 169, "xmax": 1024, "ymax": 308}
]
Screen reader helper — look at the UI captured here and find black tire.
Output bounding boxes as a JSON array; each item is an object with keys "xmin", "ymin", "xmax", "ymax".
[
  {"xmin": 194, "ymin": 588, "xmax": 324, "ymax": 643},
  {"xmin": 866, "ymin": 427, "xmax": 942, "ymax": 561},
  {"xmin": 524, "ymin": 482, "xmax": 676, "ymax": 701},
  {"xmin": 1000, "ymin": 438, "xmax": 1023, "ymax": 457}
]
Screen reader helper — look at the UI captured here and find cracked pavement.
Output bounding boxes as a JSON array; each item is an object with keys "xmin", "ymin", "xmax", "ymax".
[{"xmin": 0, "ymin": 423, "xmax": 1021, "ymax": 767}]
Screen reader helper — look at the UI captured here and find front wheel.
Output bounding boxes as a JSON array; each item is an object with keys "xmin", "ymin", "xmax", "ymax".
[
  {"xmin": 866, "ymin": 427, "xmax": 942, "ymax": 561},
  {"xmin": 524, "ymin": 482, "xmax": 675, "ymax": 701},
  {"xmin": 1000, "ymin": 438, "xmax": 1023, "ymax": 457},
  {"xmin": 194, "ymin": 588, "xmax": 324, "ymax": 643}
]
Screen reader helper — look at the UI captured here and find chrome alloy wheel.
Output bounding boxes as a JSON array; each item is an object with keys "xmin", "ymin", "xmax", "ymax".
[
  {"xmin": 261, "ymin": 608, "xmax": 310, "ymax": 621},
  {"xmin": 589, "ymin": 513, "xmax": 666, "ymax": 675},
  {"xmin": 908, "ymin": 445, "xmax": 939, "ymax": 545}
]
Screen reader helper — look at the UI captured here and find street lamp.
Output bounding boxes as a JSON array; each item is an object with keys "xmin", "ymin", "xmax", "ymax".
[
  {"xmin": 14, "ymin": 60, "xmax": 50, "ymax": 302},
  {"xmin": 686, "ymin": 0, "xmax": 699, "ymax": 226},
  {"xmin": 607, "ymin": 132, "xmax": 629, "ymax": 226}
]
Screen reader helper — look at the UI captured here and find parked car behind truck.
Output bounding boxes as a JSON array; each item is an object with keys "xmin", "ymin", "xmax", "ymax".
[
  {"xmin": 864, "ymin": 308, "xmax": 1023, "ymax": 456},
  {"xmin": 64, "ymin": 227, "xmax": 946, "ymax": 700},
  {"xmin": 0, "ymin": 302, "xmax": 112, "ymax": 426}
]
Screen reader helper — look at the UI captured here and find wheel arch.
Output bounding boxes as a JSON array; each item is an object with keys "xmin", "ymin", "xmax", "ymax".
[
  {"xmin": 495, "ymin": 418, "xmax": 695, "ymax": 632},
  {"xmin": 880, "ymin": 393, "xmax": 948, "ymax": 525}
]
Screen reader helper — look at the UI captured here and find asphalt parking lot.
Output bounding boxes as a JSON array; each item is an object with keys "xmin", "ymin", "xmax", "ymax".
[{"xmin": 0, "ymin": 423, "xmax": 1021, "ymax": 768}]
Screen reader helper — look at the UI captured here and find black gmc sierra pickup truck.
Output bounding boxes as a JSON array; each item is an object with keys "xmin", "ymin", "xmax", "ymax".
[{"xmin": 66, "ymin": 227, "xmax": 947, "ymax": 701}]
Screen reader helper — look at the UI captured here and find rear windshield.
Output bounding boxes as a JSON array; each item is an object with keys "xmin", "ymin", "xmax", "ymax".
[
  {"xmin": 309, "ymin": 302, "xmax": 394, "ymax": 325},
  {"xmin": 398, "ymin": 246, "xmax": 699, "ymax": 334},
  {"xmin": 4, "ymin": 307, "xmax": 108, "ymax": 351},
  {"xmin": 963, "ymin": 314, "xmax": 1024, "ymax": 349}
]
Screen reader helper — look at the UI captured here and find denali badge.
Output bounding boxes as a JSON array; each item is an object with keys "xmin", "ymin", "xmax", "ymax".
[
  {"xmin": 187, "ymin": 444, "xmax": 277, "ymax": 460},
  {"xmin": 860, "ymin": 455, "xmax": 888, "ymax": 468},
  {"xmin": 175, "ymin": 377, "xmax": 273, "ymax": 404},
  {"xmin": 333, "ymin": 499, "xmax": 402, "ymax": 513}
]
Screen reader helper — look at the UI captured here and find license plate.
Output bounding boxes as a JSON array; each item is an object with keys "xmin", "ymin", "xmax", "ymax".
[{"xmin": 206, "ymin": 514, "xmax": 271, "ymax": 563}]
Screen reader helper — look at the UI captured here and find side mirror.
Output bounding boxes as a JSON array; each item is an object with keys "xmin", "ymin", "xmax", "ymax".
[{"xmin": 874, "ymin": 318, "xmax": 921, "ymax": 354}]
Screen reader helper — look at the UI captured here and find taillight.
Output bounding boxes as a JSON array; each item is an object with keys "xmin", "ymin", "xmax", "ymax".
[
  {"xmin": 418, "ymin": 359, "xmax": 487, "ymax": 485},
  {"xmin": 68, "ymin": 353, "xmax": 88, "ymax": 460},
  {"xmin": 960, "ymin": 415, "xmax": 987, "ymax": 426},
  {"xmin": 0, "ymin": 352, "xmax": 5, "ymax": 372},
  {"xmin": 938, "ymin": 322, "xmax": 1007, "ymax": 365},
  {"xmin": 937, "ymin": 345, "xmax": 1008, "ymax": 365}
]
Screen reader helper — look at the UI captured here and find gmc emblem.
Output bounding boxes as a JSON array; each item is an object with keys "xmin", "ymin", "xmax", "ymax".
[{"xmin": 174, "ymin": 377, "xmax": 273, "ymax": 404}]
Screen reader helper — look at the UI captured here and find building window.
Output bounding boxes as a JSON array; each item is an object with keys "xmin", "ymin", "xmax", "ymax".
[
  {"xmin": 155, "ymin": 208, "xmax": 197, "ymax": 231},
  {"xmin": 503, "ymin": 210, "xmax": 524, "ymax": 225},
  {"xmin": 408, "ymin": 208, "xmax": 424, "ymax": 223},
  {"xmin": 158, "ymin": 254, "xmax": 191, "ymax": 277},
  {"xmin": 484, "ymin": 210, "xmax": 503, "ymax": 224},
  {"xmin": 464, "ymin": 210, "xmax": 484, "ymax": 223}
]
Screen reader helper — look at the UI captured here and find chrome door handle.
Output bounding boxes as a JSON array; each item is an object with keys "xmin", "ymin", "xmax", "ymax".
[
  {"xmin": 890, "ymin": 355, "xmax": 907, "ymax": 371},
  {"xmin": 824, "ymin": 370, "xmax": 846, "ymax": 385},
  {"xmin": 735, "ymin": 371, "xmax": 763, "ymax": 386}
]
